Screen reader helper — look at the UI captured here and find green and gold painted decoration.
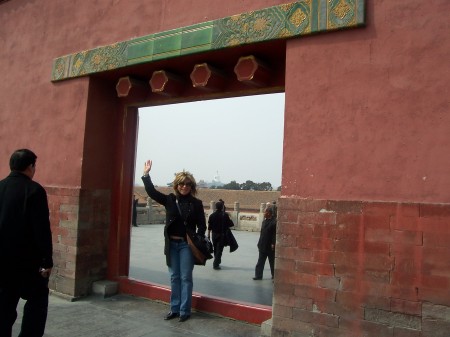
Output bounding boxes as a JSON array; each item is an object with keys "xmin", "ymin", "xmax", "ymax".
[{"xmin": 51, "ymin": 0, "xmax": 365, "ymax": 81}]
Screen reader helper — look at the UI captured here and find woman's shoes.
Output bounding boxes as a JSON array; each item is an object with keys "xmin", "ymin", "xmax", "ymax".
[
  {"xmin": 164, "ymin": 312, "xmax": 179, "ymax": 320},
  {"xmin": 164, "ymin": 312, "xmax": 190, "ymax": 322},
  {"xmin": 179, "ymin": 315, "xmax": 190, "ymax": 322},
  {"xmin": 252, "ymin": 277, "xmax": 262, "ymax": 280}
]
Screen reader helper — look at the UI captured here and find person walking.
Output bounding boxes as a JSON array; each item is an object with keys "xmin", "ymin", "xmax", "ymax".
[
  {"xmin": 253, "ymin": 204, "xmax": 276, "ymax": 280},
  {"xmin": 132, "ymin": 195, "xmax": 139, "ymax": 227},
  {"xmin": 142, "ymin": 159, "xmax": 206, "ymax": 322},
  {"xmin": 0, "ymin": 149, "xmax": 53, "ymax": 337},
  {"xmin": 207, "ymin": 200, "xmax": 234, "ymax": 270}
]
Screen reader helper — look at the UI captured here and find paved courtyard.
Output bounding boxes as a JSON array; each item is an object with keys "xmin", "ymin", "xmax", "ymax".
[
  {"xmin": 12, "ymin": 224, "xmax": 273, "ymax": 337},
  {"xmin": 13, "ymin": 294, "xmax": 261, "ymax": 337},
  {"xmin": 129, "ymin": 224, "xmax": 274, "ymax": 306}
]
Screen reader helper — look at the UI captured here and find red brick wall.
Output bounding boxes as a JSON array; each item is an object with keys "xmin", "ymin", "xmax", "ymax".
[
  {"xmin": 273, "ymin": 198, "xmax": 450, "ymax": 336},
  {"xmin": 47, "ymin": 187, "xmax": 111, "ymax": 298}
]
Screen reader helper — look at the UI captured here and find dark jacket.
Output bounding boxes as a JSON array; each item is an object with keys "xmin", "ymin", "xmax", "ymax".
[
  {"xmin": 208, "ymin": 210, "xmax": 237, "ymax": 252},
  {"xmin": 142, "ymin": 175, "xmax": 206, "ymax": 267},
  {"xmin": 208, "ymin": 210, "xmax": 234, "ymax": 234},
  {"xmin": 132, "ymin": 198, "xmax": 138, "ymax": 225},
  {"xmin": 257, "ymin": 217, "xmax": 276, "ymax": 253},
  {"xmin": 0, "ymin": 172, "xmax": 53, "ymax": 282}
]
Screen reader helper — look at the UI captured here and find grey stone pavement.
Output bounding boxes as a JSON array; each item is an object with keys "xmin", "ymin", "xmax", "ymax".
[
  {"xmin": 12, "ymin": 225, "xmax": 273, "ymax": 336},
  {"xmin": 14, "ymin": 293, "xmax": 261, "ymax": 337},
  {"xmin": 129, "ymin": 224, "xmax": 274, "ymax": 306}
]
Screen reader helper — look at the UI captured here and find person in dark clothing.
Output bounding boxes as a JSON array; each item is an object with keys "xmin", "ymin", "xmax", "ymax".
[
  {"xmin": 142, "ymin": 159, "xmax": 206, "ymax": 323},
  {"xmin": 132, "ymin": 195, "xmax": 138, "ymax": 227},
  {"xmin": 207, "ymin": 200, "xmax": 234, "ymax": 270},
  {"xmin": 0, "ymin": 149, "xmax": 53, "ymax": 337},
  {"xmin": 253, "ymin": 204, "xmax": 276, "ymax": 280}
]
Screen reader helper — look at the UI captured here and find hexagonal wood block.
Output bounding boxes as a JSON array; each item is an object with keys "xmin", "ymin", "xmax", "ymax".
[
  {"xmin": 190, "ymin": 63, "xmax": 225, "ymax": 91},
  {"xmin": 149, "ymin": 70, "xmax": 184, "ymax": 97},
  {"xmin": 115, "ymin": 76, "xmax": 148, "ymax": 98},
  {"xmin": 234, "ymin": 55, "xmax": 271, "ymax": 87}
]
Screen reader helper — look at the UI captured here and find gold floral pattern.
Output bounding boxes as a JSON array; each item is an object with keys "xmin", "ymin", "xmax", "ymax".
[
  {"xmin": 328, "ymin": 0, "xmax": 357, "ymax": 28},
  {"xmin": 290, "ymin": 8, "xmax": 307, "ymax": 27}
]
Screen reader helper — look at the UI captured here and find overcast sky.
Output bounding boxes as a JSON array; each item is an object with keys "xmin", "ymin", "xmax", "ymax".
[{"xmin": 134, "ymin": 93, "xmax": 285, "ymax": 188}]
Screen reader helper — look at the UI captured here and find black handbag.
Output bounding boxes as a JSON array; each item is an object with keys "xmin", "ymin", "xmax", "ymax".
[
  {"xmin": 176, "ymin": 199, "xmax": 213, "ymax": 265},
  {"xmin": 187, "ymin": 230, "xmax": 213, "ymax": 265}
]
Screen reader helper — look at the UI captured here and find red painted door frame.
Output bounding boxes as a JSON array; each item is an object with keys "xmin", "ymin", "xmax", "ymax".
[{"xmin": 106, "ymin": 102, "xmax": 272, "ymax": 323}]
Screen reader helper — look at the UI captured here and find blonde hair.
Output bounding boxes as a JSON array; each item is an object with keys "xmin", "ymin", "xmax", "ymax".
[{"xmin": 173, "ymin": 170, "xmax": 197, "ymax": 196}]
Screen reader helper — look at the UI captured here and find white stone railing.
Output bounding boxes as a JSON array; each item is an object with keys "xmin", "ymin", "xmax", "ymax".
[{"xmin": 137, "ymin": 200, "xmax": 269, "ymax": 232}]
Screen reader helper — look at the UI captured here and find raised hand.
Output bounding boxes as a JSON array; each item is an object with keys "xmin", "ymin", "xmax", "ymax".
[{"xmin": 143, "ymin": 159, "xmax": 152, "ymax": 176}]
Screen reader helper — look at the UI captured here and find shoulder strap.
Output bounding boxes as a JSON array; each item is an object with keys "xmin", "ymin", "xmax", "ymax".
[
  {"xmin": 176, "ymin": 198, "xmax": 189, "ymax": 226},
  {"xmin": 175, "ymin": 198, "xmax": 182, "ymax": 216}
]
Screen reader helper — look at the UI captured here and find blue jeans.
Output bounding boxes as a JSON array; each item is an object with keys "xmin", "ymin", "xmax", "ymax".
[{"xmin": 168, "ymin": 241, "xmax": 194, "ymax": 316}]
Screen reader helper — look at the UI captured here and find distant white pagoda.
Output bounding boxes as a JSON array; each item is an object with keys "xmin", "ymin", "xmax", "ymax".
[{"xmin": 211, "ymin": 171, "xmax": 224, "ymax": 187}]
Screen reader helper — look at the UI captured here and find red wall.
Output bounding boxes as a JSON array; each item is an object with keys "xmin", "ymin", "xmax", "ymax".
[
  {"xmin": 1, "ymin": 0, "xmax": 449, "ymax": 335},
  {"xmin": 0, "ymin": 1, "xmax": 283, "ymax": 296},
  {"xmin": 274, "ymin": 198, "xmax": 450, "ymax": 336},
  {"xmin": 277, "ymin": 1, "xmax": 450, "ymax": 335},
  {"xmin": 0, "ymin": 0, "xmax": 283, "ymax": 185},
  {"xmin": 283, "ymin": 0, "xmax": 450, "ymax": 204}
]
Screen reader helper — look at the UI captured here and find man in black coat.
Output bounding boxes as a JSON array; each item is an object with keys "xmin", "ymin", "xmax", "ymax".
[
  {"xmin": 0, "ymin": 149, "xmax": 53, "ymax": 337},
  {"xmin": 207, "ymin": 200, "xmax": 234, "ymax": 270},
  {"xmin": 132, "ymin": 195, "xmax": 138, "ymax": 227},
  {"xmin": 253, "ymin": 204, "xmax": 277, "ymax": 280}
]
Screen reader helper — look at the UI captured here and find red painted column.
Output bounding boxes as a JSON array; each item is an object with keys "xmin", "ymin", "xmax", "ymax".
[{"xmin": 108, "ymin": 104, "xmax": 138, "ymax": 280}]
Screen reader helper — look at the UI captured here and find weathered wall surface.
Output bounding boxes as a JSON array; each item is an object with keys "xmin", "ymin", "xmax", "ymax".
[
  {"xmin": 275, "ymin": 199, "xmax": 450, "ymax": 336},
  {"xmin": 1, "ymin": 0, "xmax": 449, "ymax": 336},
  {"xmin": 0, "ymin": 0, "xmax": 284, "ymax": 299},
  {"xmin": 277, "ymin": 1, "xmax": 450, "ymax": 336},
  {"xmin": 282, "ymin": 0, "xmax": 450, "ymax": 203},
  {"xmin": 0, "ymin": 0, "xmax": 282, "ymax": 185}
]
